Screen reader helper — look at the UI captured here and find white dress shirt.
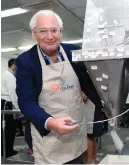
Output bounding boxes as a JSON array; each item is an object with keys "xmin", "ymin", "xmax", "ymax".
[{"xmin": 1, "ymin": 69, "xmax": 19, "ymax": 109}]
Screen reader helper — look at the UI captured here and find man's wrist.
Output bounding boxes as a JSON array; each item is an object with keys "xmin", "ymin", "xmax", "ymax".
[
  {"xmin": 45, "ymin": 117, "xmax": 54, "ymax": 130},
  {"xmin": 46, "ymin": 117, "xmax": 56, "ymax": 130}
]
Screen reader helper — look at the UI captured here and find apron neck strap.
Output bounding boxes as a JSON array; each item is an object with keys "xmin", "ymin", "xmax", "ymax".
[
  {"xmin": 59, "ymin": 45, "xmax": 69, "ymax": 61},
  {"xmin": 37, "ymin": 45, "xmax": 46, "ymax": 66},
  {"xmin": 37, "ymin": 44, "xmax": 69, "ymax": 66}
]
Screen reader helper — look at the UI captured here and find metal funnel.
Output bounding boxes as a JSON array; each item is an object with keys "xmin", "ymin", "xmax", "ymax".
[{"xmin": 84, "ymin": 59, "xmax": 125, "ymax": 122}]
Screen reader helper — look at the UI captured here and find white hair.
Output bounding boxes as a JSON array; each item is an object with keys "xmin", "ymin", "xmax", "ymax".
[{"xmin": 29, "ymin": 10, "xmax": 63, "ymax": 31}]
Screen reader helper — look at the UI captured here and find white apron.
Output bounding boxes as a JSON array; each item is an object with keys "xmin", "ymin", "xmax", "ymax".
[
  {"xmin": 84, "ymin": 99, "xmax": 95, "ymax": 134},
  {"xmin": 31, "ymin": 45, "xmax": 87, "ymax": 164}
]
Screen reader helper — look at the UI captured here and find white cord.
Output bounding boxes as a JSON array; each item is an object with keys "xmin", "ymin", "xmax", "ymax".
[{"xmin": 86, "ymin": 108, "xmax": 129, "ymax": 124}]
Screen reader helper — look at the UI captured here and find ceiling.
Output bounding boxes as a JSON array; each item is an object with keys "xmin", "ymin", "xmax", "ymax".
[
  {"xmin": 1, "ymin": 0, "xmax": 129, "ymax": 58},
  {"xmin": 1, "ymin": 0, "xmax": 87, "ymax": 58}
]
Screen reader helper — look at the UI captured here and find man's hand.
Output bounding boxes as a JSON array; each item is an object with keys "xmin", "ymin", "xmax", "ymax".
[
  {"xmin": 47, "ymin": 117, "xmax": 79, "ymax": 135},
  {"xmin": 82, "ymin": 92, "xmax": 87, "ymax": 102}
]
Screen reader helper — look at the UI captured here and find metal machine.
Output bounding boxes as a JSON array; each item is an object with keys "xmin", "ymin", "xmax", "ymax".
[{"xmin": 72, "ymin": 0, "xmax": 129, "ymax": 154}]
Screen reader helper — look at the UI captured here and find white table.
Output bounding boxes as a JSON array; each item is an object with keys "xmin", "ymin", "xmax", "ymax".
[{"xmin": 99, "ymin": 154, "xmax": 129, "ymax": 164}]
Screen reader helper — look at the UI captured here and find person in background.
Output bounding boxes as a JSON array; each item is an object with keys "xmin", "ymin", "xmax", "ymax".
[
  {"xmin": 1, "ymin": 58, "xmax": 18, "ymax": 157},
  {"xmin": 16, "ymin": 10, "xmax": 106, "ymax": 164}
]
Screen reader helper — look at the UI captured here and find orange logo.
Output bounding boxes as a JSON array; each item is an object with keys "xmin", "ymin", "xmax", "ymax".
[
  {"xmin": 50, "ymin": 83, "xmax": 74, "ymax": 92},
  {"xmin": 50, "ymin": 84, "xmax": 62, "ymax": 92}
]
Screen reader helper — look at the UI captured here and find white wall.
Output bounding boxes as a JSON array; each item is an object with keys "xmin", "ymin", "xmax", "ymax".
[{"xmin": 1, "ymin": 57, "xmax": 10, "ymax": 78}]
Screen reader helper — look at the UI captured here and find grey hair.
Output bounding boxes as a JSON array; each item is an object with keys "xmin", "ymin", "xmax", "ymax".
[{"xmin": 29, "ymin": 10, "xmax": 63, "ymax": 31}]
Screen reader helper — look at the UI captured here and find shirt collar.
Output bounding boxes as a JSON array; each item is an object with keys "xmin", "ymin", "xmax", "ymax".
[
  {"xmin": 39, "ymin": 45, "xmax": 62, "ymax": 63},
  {"xmin": 8, "ymin": 68, "xmax": 15, "ymax": 75}
]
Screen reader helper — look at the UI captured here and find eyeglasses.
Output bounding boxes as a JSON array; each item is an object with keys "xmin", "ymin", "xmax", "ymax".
[{"xmin": 34, "ymin": 27, "xmax": 62, "ymax": 37}]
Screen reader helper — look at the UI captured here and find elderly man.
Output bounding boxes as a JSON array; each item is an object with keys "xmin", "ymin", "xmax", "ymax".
[{"xmin": 16, "ymin": 10, "xmax": 105, "ymax": 164}]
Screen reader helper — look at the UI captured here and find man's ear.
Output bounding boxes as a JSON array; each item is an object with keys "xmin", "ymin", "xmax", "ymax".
[
  {"xmin": 60, "ymin": 28, "xmax": 63, "ymax": 36},
  {"xmin": 32, "ymin": 30, "xmax": 37, "ymax": 40}
]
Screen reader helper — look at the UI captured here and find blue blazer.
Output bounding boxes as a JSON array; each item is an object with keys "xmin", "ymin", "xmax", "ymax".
[{"xmin": 16, "ymin": 43, "xmax": 105, "ymax": 137}]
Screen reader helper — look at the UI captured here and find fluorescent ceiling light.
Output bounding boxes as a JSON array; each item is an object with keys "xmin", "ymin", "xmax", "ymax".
[
  {"xmin": 63, "ymin": 39, "xmax": 82, "ymax": 44},
  {"xmin": 18, "ymin": 46, "xmax": 32, "ymax": 50},
  {"xmin": 1, "ymin": 48, "xmax": 17, "ymax": 52},
  {"xmin": 1, "ymin": 7, "xmax": 28, "ymax": 18},
  {"xmin": 1, "ymin": 39, "xmax": 83, "ymax": 52}
]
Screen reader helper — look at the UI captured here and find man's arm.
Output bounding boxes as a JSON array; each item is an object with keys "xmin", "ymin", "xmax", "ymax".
[{"xmin": 16, "ymin": 56, "xmax": 52, "ymax": 136}]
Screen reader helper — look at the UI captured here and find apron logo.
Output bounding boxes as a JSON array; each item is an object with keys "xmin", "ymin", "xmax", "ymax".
[{"xmin": 50, "ymin": 82, "xmax": 74, "ymax": 92}]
